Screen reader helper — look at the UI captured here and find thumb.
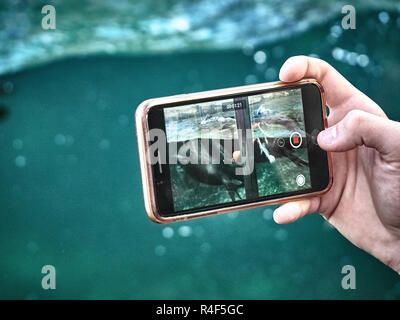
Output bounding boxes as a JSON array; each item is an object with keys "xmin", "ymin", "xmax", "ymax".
[{"xmin": 317, "ymin": 110, "xmax": 400, "ymax": 160}]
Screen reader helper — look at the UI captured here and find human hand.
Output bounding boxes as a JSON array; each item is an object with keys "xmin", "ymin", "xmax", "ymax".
[{"xmin": 274, "ymin": 56, "xmax": 400, "ymax": 273}]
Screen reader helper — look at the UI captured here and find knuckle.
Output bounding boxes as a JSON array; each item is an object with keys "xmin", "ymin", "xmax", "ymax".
[
  {"xmin": 298, "ymin": 199, "xmax": 311, "ymax": 215},
  {"xmin": 344, "ymin": 109, "xmax": 365, "ymax": 130},
  {"xmin": 309, "ymin": 56, "xmax": 331, "ymax": 80},
  {"xmin": 317, "ymin": 58, "xmax": 330, "ymax": 69}
]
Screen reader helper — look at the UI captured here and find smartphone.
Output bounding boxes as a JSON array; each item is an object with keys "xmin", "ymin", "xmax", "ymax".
[{"xmin": 136, "ymin": 79, "xmax": 332, "ymax": 223}]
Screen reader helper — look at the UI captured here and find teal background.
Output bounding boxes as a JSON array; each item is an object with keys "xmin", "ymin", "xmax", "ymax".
[{"xmin": 1, "ymin": 0, "xmax": 400, "ymax": 299}]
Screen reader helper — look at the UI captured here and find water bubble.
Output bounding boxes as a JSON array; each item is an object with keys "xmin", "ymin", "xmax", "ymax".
[
  {"xmin": 274, "ymin": 228, "xmax": 288, "ymax": 241},
  {"xmin": 356, "ymin": 54, "xmax": 369, "ymax": 68},
  {"xmin": 262, "ymin": 207, "xmax": 273, "ymax": 220},
  {"xmin": 155, "ymin": 245, "xmax": 166, "ymax": 256},
  {"xmin": 178, "ymin": 225, "xmax": 192, "ymax": 237},
  {"xmin": 345, "ymin": 52, "xmax": 358, "ymax": 66},
  {"xmin": 332, "ymin": 47, "xmax": 345, "ymax": 61},
  {"xmin": 162, "ymin": 227, "xmax": 174, "ymax": 239},
  {"xmin": 309, "ymin": 53, "xmax": 320, "ymax": 58},
  {"xmin": 15, "ymin": 155, "xmax": 26, "ymax": 168},
  {"xmin": 253, "ymin": 50, "xmax": 267, "ymax": 64},
  {"xmin": 54, "ymin": 134, "xmax": 66, "ymax": 146},
  {"xmin": 245, "ymin": 74, "xmax": 257, "ymax": 85},
  {"xmin": 330, "ymin": 25, "xmax": 342, "ymax": 38},
  {"xmin": 99, "ymin": 139, "xmax": 110, "ymax": 150},
  {"xmin": 264, "ymin": 67, "xmax": 277, "ymax": 80},
  {"xmin": 12, "ymin": 139, "xmax": 23, "ymax": 150},
  {"xmin": 378, "ymin": 11, "xmax": 390, "ymax": 24}
]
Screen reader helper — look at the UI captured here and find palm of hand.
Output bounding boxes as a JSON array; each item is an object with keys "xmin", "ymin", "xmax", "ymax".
[{"xmin": 320, "ymin": 101, "xmax": 400, "ymax": 265}]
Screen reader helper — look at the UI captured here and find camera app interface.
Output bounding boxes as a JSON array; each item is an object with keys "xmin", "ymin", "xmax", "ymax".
[{"xmin": 163, "ymin": 88, "xmax": 311, "ymax": 212}]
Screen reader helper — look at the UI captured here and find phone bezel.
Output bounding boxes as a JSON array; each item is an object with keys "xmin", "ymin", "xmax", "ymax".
[{"xmin": 135, "ymin": 79, "xmax": 333, "ymax": 223}]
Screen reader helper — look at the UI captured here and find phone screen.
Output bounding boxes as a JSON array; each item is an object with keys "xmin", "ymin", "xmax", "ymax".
[{"xmin": 147, "ymin": 83, "xmax": 330, "ymax": 216}]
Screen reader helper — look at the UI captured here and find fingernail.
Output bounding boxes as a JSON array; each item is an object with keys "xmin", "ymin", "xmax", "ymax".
[
  {"xmin": 279, "ymin": 60, "xmax": 293, "ymax": 80},
  {"xmin": 319, "ymin": 126, "xmax": 337, "ymax": 145},
  {"xmin": 279, "ymin": 65, "xmax": 288, "ymax": 79},
  {"xmin": 273, "ymin": 209, "xmax": 283, "ymax": 224},
  {"xmin": 273, "ymin": 203, "xmax": 298, "ymax": 224}
]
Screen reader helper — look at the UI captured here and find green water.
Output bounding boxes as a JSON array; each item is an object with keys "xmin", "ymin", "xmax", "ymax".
[{"xmin": 1, "ymin": 10, "xmax": 400, "ymax": 299}]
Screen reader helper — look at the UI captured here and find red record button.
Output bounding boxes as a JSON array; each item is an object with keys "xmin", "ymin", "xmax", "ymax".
[{"xmin": 290, "ymin": 132, "xmax": 302, "ymax": 148}]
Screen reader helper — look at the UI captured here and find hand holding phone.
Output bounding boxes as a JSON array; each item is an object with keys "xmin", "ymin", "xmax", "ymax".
[
  {"xmin": 274, "ymin": 56, "xmax": 400, "ymax": 273},
  {"xmin": 136, "ymin": 79, "xmax": 332, "ymax": 223}
]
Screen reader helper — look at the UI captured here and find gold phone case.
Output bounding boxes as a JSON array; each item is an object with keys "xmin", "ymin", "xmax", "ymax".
[{"xmin": 135, "ymin": 79, "xmax": 333, "ymax": 223}]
